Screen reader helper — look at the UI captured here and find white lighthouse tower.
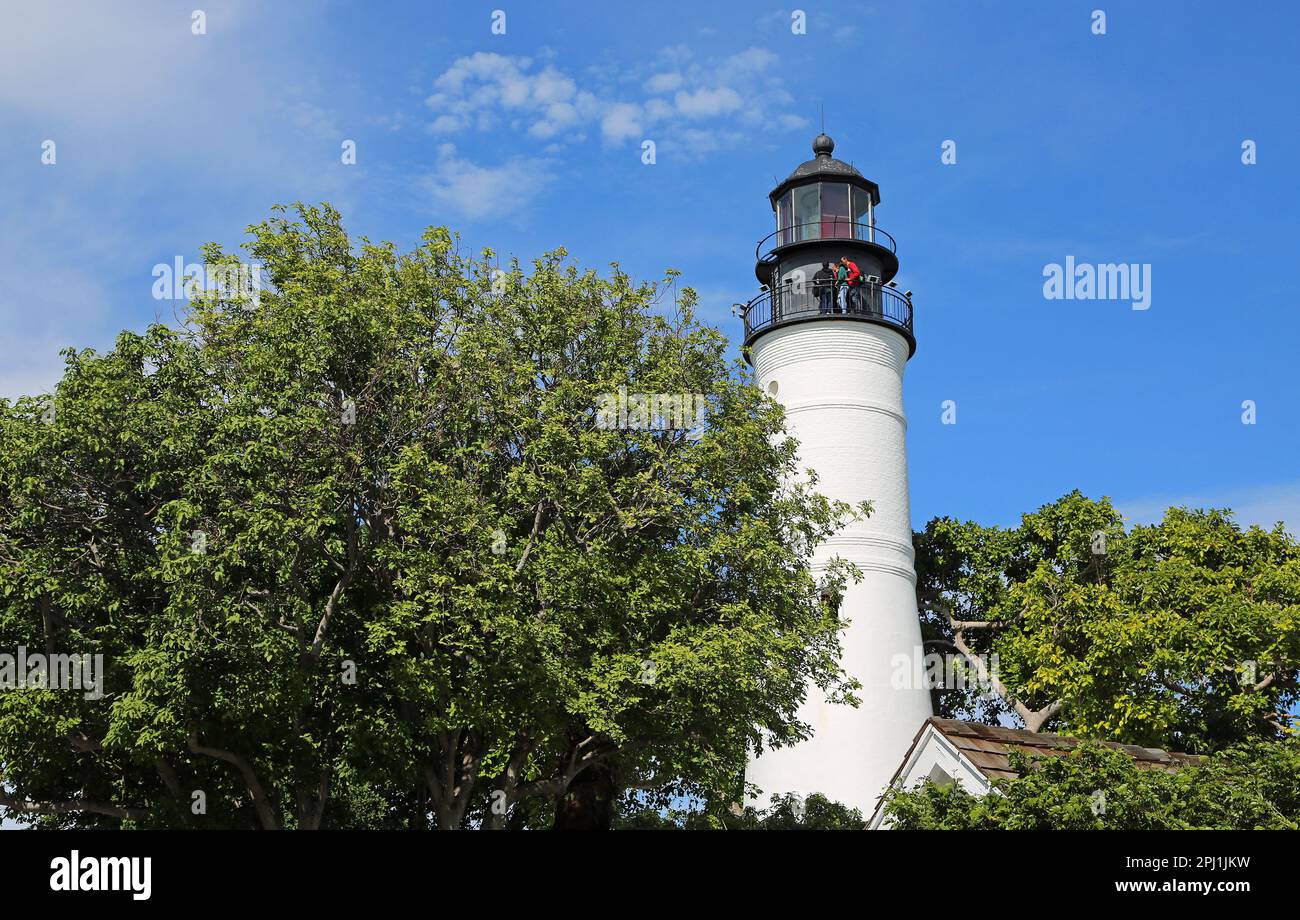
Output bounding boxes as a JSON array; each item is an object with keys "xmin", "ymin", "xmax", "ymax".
[{"xmin": 744, "ymin": 134, "xmax": 932, "ymax": 816}]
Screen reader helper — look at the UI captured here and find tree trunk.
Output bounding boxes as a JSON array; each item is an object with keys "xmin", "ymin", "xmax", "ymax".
[{"xmin": 552, "ymin": 762, "xmax": 616, "ymax": 830}]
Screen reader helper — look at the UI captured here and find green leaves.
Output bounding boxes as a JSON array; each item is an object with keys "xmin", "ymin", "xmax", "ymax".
[
  {"xmin": 0, "ymin": 203, "xmax": 854, "ymax": 828},
  {"xmin": 883, "ymin": 739, "xmax": 1300, "ymax": 830},
  {"xmin": 917, "ymin": 491, "xmax": 1300, "ymax": 752},
  {"xmin": 619, "ymin": 791, "xmax": 865, "ymax": 830}
]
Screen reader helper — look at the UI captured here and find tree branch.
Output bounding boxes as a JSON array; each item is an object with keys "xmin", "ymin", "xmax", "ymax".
[
  {"xmin": 514, "ymin": 500, "xmax": 546, "ymax": 575},
  {"xmin": 154, "ymin": 758, "xmax": 184, "ymax": 801},
  {"xmin": 307, "ymin": 512, "xmax": 358, "ymax": 662},
  {"xmin": 940, "ymin": 597, "xmax": 1064, "ymax": 733},
  {"xmin": 188, "ymin": 731, "xmax": 280, "ymax": 829},
  {"xmin": 0, "ymin": 790, "xmax": 148, "ymax": 822},
  {"xmin": 483, "ymin": 728, "xmax": 537, "ymax": 830},
  {"xmin": 513, "ymin": 735, "xmax": 621, "ymax": 800}
]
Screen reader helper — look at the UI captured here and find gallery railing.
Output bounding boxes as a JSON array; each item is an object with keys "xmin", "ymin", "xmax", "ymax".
[
  {"xmin": 755, "ymin": 220, "xmax": 898, "ymax": 264},
  {"xmin": 742, "ymin": 279, "xmax": 914, "ymax": 350}
]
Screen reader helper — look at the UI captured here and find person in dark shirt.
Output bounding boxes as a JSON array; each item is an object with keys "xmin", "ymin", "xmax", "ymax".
[{"xmin": 812, "ymin": 262, "xmax": 836, "ymax": 314}]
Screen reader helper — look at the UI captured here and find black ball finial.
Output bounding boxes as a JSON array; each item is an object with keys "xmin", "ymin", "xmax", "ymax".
[{"xmin": 812, "ymin": 133, "xmax": 834, "ymax": 158}]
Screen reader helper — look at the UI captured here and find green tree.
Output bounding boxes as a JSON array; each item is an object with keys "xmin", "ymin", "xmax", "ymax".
[
  {"xmin": 0, "ymin": 203, "xmax": 863, "ymax": 829},
  {"xmin": 915, "ymin": 491, "xmax": 1300, "ymax": 752},
  {"xmin": 882, "ymin": 738, "xmax": 1300, "ymax": 829},
  {"xmin": 617, "ymin": 792, "xmax": 864, "ymax": 829}
]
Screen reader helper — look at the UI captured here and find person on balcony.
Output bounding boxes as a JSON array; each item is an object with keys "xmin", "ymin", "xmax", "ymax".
[
  {"xmin": 813, "ymin": 262, "xmax": 836, "ymax": 314},
  {"xmin": 840, "ymin": 256, "xmax": 862, "ymax": 313}
]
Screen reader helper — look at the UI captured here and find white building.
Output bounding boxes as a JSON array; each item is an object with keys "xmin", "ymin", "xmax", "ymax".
[
  {"xmin": 742, "ymin": 135, "xmax": 933, "ymax": 816},
  {"xmin": 866, "ymin": 718, "xmax": 1201, "ymax": 828},
  {"xmin": 738, "ymin": 137, "xmax": 1202, "ymax": 826}
]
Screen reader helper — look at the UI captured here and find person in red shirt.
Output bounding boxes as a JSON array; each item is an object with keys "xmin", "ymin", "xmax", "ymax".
[{"xmin": 840, "ymin": 257, "xmax": 862, "ymax": 313}]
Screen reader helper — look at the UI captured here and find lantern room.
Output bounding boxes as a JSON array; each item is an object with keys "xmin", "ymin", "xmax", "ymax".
[
  {"xmin": 771, "ymin": 134, "xmax": 878, "ymax": 247},
  {"xmin": 743, "ymin": 133, "xmax": 913, "ymax": 356}
]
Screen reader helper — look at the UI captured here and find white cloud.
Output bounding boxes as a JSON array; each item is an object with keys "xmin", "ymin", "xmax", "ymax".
[
  {"xmin": 528, "ymin": 91, "xmax": 599, "ymax": 141},
  {"xmin": 645, "ymin": 72, "xmax": 684, "ymax": 93},
  {"xmin": 433, "ymin": 52, "xmax": 531, "ymax": 94},
  {"xmin": 643, "ymin": 98, "xmax": 675, "ymax": 123},
  {"xmin": 281, "ymin": 98, "xmax": 340, "ymax": 139},
  {"xmin": 527, "ymin": 102, "xmax": 575, "ymax": 139},
  {"xmin": 420, "ymin": 145, "xmax": 553, "ymax": 222},
  {"xmin": 0, "ymin": 1, "xmax": 253, "ymax": 120},
  {"xmin": 424, "ymin": 46, "xmax": 801, "ymax": 155},
  {"xmin": 431, "ymin": 114, "xmax": 466, "ymax": 133},
  {"xmin": 674, "ymin": 87, "xmax": 743, "ymax": 119},
  {"xmin": 714, "ymin": 47, "xmax": 778, "ymax": 81},
  {"xmin": 833, "ymin": 25, "xmax": 861, "ymax": 45},
  {"xmin": 0, "ymin": 199, "xmax": 116, "ymax": 401},
  {"xmin": 533, "ymin": 68, "xmax": 577, "ymax": 104},
  {"xmin": 1118, "ymin": 481, "xmax": 1300, "ymax": 536},
  {"xmin": 428, "ymin": 53, "xmax": 568, "ymax": 138},
  {"xmin": 0, "ymin": 1, "xmax": 360, "ymax": 400},
  {"xmin": 600, "ymin": 103, "xmax": 643, "ymax": 144}
]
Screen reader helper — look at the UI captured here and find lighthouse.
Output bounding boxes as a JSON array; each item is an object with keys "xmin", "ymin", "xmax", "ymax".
[{"xmin": 743, "ymin": 134, "xmax": 932, "ymax": 816}]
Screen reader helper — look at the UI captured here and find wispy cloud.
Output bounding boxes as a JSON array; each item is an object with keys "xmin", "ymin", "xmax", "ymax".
[
  {"xmin": 425, "ymin": 52, "xmax": 601, "ymax": 141},
  {"xmin": 423, "ymin": 46, "xmax": 804, "ymax": 152},
  {"xmin": 0, "ymin": 1, "xmax": 356, "ymax": 399},
  {"xmin": 0, "ymin": 200, "xmax": 115, "ymax": 401},
  {"xmin": 1117, "ymin": 481, "xmax": 1300, "ymax": 535},
  {"xmin": 420, "ymin": 144, "xmax": 554, "ymax": 222},
  {"xmin": 416, "ymin": 44, "xmax": 806, "ymax": 226},
  {"xmin": 0, "ymin": 1, "xmax": 253, "ymax": 121}
]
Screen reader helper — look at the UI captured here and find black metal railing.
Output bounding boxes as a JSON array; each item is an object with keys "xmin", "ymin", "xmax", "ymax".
[
  {"xmin": 755, "ymin": 220, "xmax": 897, "ymax": 264},
  {"xmin": 742, "ymin": 279, "xmax": 914, "ymax": 349}
]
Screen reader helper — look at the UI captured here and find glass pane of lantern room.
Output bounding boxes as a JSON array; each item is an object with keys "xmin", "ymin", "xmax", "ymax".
[
  {"xmin": 793, "ymin": 185, "xmax": 820, "ymax": 242},
  {"xmin": 821, "ymin": 183, "xmax": 850, "ymax": 239},
  {"xmin": 776, "ymin": 192, "xmax": 792, "ymax": 246},
  {"xmin": 852, "ymin": 187, "xmax": 871, "ymax": 242}
]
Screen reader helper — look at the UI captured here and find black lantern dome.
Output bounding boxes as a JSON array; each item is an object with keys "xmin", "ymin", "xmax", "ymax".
[
  {"xmin": 769, "ymin": 134, "xmax": 880, "ymax": 209},
  {"xmin": 742, "ymin": 134, "xmax": 914, "ymax": 357}
]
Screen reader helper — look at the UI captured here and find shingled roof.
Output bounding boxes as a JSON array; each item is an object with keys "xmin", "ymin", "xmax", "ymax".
[{"xmin": 914, "ymin": 717, "xmax": 1201, "ymax": 784}]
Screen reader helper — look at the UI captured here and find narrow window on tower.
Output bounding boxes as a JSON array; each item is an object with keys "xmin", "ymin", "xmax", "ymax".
[
  {"xmin": 852, "ymin": 187, "xmax": 871, "ymax": 242},
  {"xmin": 793, "ymin": 185, "xmax": 820, "ymax": 242},
  {"xmin": 776, "ymin": 192, "xmax": 793, "ymax": 246}
]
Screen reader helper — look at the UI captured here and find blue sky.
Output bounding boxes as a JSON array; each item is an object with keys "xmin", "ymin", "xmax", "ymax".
[{"xmin": 2, "ymin": 0, "xmax": 1298, "ymax": 534}]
